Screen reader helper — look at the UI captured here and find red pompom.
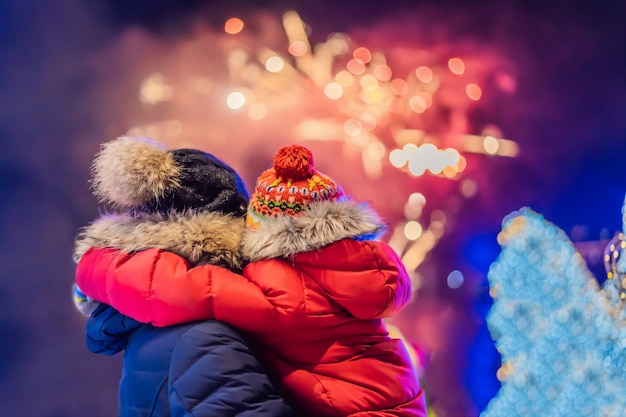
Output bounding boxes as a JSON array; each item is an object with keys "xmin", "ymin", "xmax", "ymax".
[{"xmin": 273, "ymin": 145, "xmax": 315, "ymax": 180}]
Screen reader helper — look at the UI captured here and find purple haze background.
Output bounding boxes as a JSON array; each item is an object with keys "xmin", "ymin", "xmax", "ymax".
[{"xmin": 0, "ymin": 1, "xmax": 623, "ymax": 416}]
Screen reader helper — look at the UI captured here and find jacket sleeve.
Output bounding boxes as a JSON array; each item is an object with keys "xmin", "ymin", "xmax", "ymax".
[
  {"xmin": 76, "ymin": 247, "xmax": 287, "ymax": 329},
  {"xmin": 342, "ymin": 240, "xmax": 413, "ymax": 319},
  {"xmin": 293, "ymin": 239, "xmax": 413, "ymax": 320},
  {"xmin": 85, "ymin": 303, "xmax": 142, "ymax": 355},
  {"xmin": 366, "ymin": 240, "xmax": 413, "ymax": 318},
  {"xmin": 168, "ymin": 321, "xmax": 295, "ymax": 417}
]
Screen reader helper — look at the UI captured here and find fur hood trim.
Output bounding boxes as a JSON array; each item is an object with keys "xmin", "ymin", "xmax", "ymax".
[
  {"xmin": 74, "ymin": 211, "xmax": 245, "ymax": 271},
  {"xmin": 241, "ymin": 199, "xmax": 387, "ymax": 262}
]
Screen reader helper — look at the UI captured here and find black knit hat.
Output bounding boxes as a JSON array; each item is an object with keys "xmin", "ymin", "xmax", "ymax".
[{"xmin": 91, "ymin": 136, "xmax": 249, "ymax": 216}]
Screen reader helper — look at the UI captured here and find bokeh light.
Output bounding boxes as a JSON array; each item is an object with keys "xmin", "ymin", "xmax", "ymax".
[
  {"xmin": 353, "ymin": 47, "xmax": 372, "ymax": 63},
  {"xmin": 448, "ymin": 57, "xmax": 466, "ymax": 74},
  {"xmin": 415, "ymin": 66, "xmax": 434, "ymax": 83},
  {"xmin": 466, "ymin": 83, "xmax": 482, "ymax": 101},
  {"xmin": 265, "ymin": 56, "xmax": 285, "ymax": 73},
  {"xmin": 224, "ymin": 17, "xmax": 244, "ymax": 34},
  {"xmin": 447, "ymin": 270, "xmax": 465, "ymax": 288},
  {"xmin": 404, "ymin": 220, "xmax": 424, "ymax": 240},
  {"xmin": 226, "ymin": 91, "xmax": 246, "ymax": 109},
  {"xmin": 288, "ymin": 40, "xmax": 308, "ymax": 56},
  {"xmin": 324, "ymin": 82, "xmax": 344, "ymax": 99}
]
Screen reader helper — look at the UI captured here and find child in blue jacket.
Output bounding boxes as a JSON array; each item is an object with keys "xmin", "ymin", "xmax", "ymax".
[{"xmin": 73, "ymin": 136, "xmax": 294, "ymax": 417}]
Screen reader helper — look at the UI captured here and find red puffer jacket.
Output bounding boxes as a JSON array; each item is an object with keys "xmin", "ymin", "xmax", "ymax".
[{"xmin": 76, "ymin": 201, "xmax": 428, "ymax": 416}]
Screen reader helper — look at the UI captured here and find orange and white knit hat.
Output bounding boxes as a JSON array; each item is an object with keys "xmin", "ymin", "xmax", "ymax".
[{"xmin": 247, "ymin": 145, "xmax": 344, "ymax": 227}]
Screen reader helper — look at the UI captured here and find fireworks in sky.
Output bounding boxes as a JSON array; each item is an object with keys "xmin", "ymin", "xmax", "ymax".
[{"xmin": 127, "ymin": 10, "xmax": 519, "ymax": 290}]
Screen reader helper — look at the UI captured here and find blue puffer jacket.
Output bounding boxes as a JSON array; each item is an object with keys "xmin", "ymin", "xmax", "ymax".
[{"xmin": 86, "ymin": 304, "xmax": 295, "ymax": 417}]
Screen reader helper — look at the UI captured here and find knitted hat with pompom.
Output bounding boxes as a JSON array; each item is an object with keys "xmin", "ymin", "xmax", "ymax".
[{"xmin": 247, "ymin": 145, "xmax": 344, "ymax": 228}]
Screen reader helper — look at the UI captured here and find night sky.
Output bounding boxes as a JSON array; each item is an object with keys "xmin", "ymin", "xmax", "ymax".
[{"xmin": 0, "ymin": 1, "xmax": 624, "ymax": 416}]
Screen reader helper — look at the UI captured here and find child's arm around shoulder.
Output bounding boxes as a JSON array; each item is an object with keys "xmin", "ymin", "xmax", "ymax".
[{"xmin": 76, "ymin": 247, "xmax": 289, "ymax": 330}]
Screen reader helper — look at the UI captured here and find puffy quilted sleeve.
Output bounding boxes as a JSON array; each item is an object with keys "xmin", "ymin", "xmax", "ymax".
[
  {"xmin": 363, "ymin": 240, "xmax": 413, "ymax": 318},
  {"xmin": 294, "ymin": 239, "xmax": 413, "ymax": 319},
  {"xmin": 168, "ymin": 321, "xmax": 295, "ymax": 417},
  {"xmin": 76, "ymin": 247, "xmax": 288, "ymax": 329},
  {"xmin": 85, "ymin": 303, "xmax": 142, "ymax": 355}
]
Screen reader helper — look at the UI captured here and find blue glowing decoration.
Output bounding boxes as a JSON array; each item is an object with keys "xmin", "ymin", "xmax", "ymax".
[
  {"xmin": 604, "ymin": 194, "xmax": 626, "ymax": 305},
  {"xmin": 481, "ymin": 207, "xmax": 626, "ymax": 417}
]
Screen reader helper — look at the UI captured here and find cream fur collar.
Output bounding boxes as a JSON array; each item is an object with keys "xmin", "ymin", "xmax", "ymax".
[
  {"xmin": 241, "ymin": 199, "xmax": 387, "ymax": 262},
  {"xmin": 74, "ymin": 211, "xmax": 245, "ymax": 271}
]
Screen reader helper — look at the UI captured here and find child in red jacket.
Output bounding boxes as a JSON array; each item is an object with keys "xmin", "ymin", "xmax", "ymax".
[{"xmin": 76, "ymin": 145, "xmax": 428, "ymax": 416}]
